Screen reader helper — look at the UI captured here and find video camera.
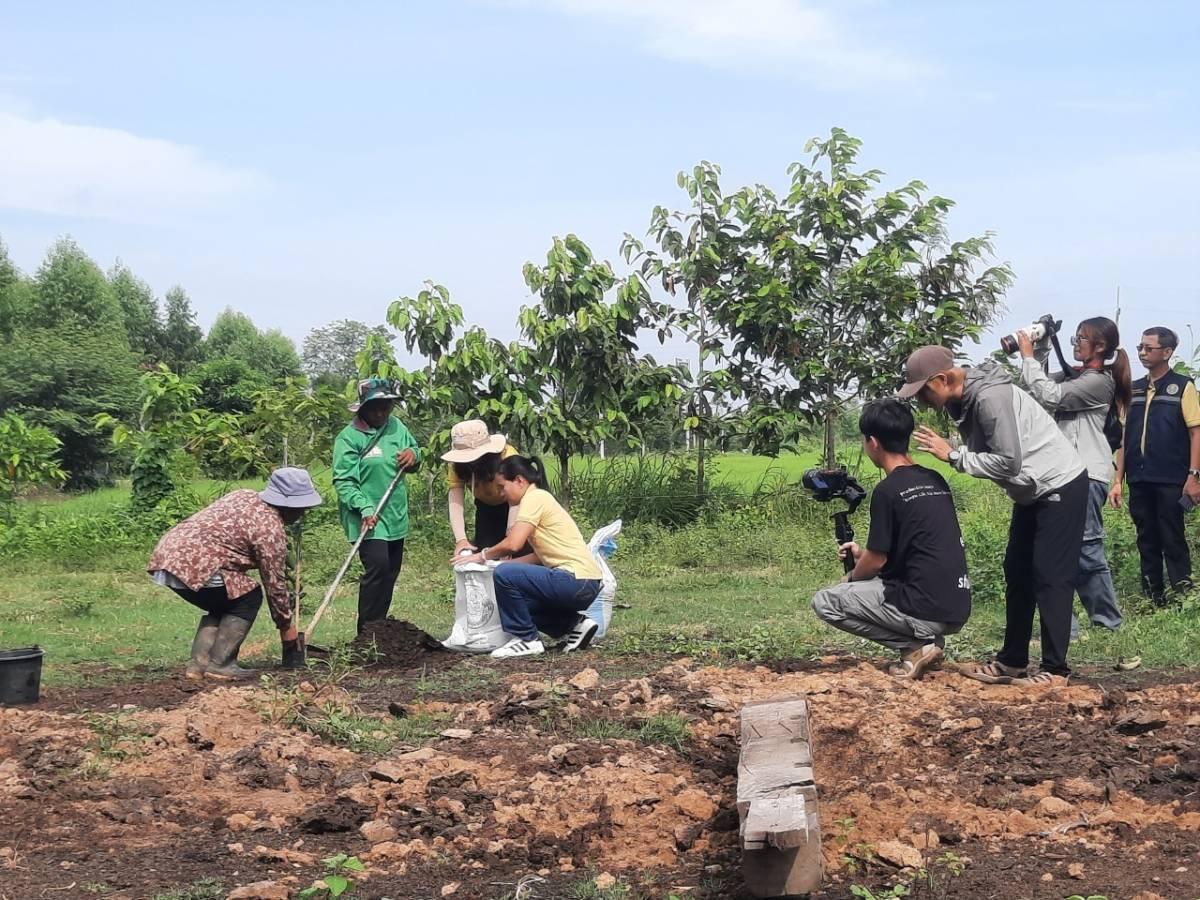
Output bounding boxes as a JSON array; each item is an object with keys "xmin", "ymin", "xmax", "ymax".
[
  {"xmin": 1000, "ymin": 313, "xmax": 1062, "ymax": 356},
  {"xmin": 802, "ymin": 467, "xmax": 867, "ymax": 574}
]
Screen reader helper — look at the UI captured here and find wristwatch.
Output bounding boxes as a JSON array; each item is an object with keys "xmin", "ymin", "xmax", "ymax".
[
  {"xmin": 479, "ymin": 546, "xmax": 490, "ymax": 561},
  {"xmin": 948, "ymin": 449, "xmax": 963, "ymax": 468},
  {"xmin": 1189, "ymin": 469, "xmax": 1200, "ymax": 481}
]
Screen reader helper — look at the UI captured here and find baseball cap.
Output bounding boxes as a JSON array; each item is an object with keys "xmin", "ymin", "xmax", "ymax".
[{"xmin": 898, "ymin": 346, "xmax": 955, "ymax": 399}]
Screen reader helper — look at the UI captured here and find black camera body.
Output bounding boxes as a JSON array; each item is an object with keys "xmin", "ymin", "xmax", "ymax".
[
  {"xmin": 1000, "ymin": 313, "xmax": 1061, "ymax": 356},
  {"xmin": 802, "ymin": 467, "xmax": 867, "ymax": 573}
]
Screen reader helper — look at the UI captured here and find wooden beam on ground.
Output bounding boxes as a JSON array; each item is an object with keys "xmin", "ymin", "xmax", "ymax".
[{"xmin": 737, "ymin": 697, "xmax": 822, "ymax": 898}]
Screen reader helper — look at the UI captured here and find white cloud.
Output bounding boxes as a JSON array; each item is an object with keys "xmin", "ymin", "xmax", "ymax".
[
  {"xmin": 0, "ymin": 110, "xmax": 263, "ymax": 223},
  {"xmin": 519, "ymin": 0, "xmax": 931, "ymax": 85}
]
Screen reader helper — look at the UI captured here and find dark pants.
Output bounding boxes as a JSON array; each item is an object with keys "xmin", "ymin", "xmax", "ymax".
[
  {"xmin": 1129, "ymin": 481, "xmax": 1192, "ymax": 601},
  {"xmin": 492, "ymin": 563, "xmax": 601, "ymax": 641},
  {"xmin": 171, "ymin": 585, "xmax": 263, "ymax": 623},
  {"xmin": 358, "ymin": 539, "xmax": 404, "ymax": 632},
  {"xmin": 998, "ymin": 472, "xmax": 1089, "ymax": 676},
  {"xmin": 474, "ymin": 499, "xmax": 510, "ymax": 548}
]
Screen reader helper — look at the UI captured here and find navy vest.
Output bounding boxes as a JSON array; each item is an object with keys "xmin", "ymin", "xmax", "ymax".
[{"xmin": 1124, "ymin": 369, "xmax": 1193, "ymax": 484}]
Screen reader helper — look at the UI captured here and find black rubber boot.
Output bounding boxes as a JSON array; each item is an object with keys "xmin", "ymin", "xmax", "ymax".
[
  {"xmin": 185, "ymin": 614, "xmax": 220, "ymax": 680},
  {"xmin": 205, "ymin": 615, "xmax": 256, "ymax": 680}
]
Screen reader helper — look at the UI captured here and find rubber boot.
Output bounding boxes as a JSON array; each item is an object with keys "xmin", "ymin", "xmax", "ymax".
[
  {"xmin": 205, "ymin": 615, "xmax": 257, "ymax": 680},
  {"xmin": 185, "ymin": 614, "xmax": 220, "ymax": 680}
]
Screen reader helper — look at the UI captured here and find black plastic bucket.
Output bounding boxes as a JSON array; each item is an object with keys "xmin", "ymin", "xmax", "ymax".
[{"xmin": 0, "ymin": 646, "xmax": 45, "ymax": 705}]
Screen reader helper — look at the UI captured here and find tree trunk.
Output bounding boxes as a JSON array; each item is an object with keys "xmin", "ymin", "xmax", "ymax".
[
  {"xmin": 822, "ymin": 404, "xmax": 836, "ymax": 471},
  {"xmin": 558, "ymin": 446, "xmax": 572, "ymax": 511}
]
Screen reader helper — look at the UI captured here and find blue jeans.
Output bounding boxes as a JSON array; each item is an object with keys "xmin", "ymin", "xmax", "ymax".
[
  {"xmin": 492, "ymin": 564, "xmax": 601, "ymax": 641},
  {"xmin": 1072, "ymin": 479, "xmax": 1123, "ymax": 633}
]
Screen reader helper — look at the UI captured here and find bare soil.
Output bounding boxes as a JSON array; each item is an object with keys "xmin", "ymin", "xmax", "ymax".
[{"xmin": 2, "ymin": 641, "xmax": 1198, "ymax": 900}]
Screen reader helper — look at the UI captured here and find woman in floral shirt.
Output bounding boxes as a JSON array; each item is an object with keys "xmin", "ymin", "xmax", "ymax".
[{"xmin": 148, "ymin": 468, "xmax": 323, "ymax": 679}]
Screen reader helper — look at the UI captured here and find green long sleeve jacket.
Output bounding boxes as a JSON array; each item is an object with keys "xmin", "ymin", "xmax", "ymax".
[{"xmin": 332, "ymin": 417, "xmax": 421, "ymax": 542}]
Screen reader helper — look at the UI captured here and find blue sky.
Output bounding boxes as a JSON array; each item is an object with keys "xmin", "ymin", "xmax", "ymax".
[{"xmin": 2, "ymin": 1, "xmax": 1198, "ymax": 364}]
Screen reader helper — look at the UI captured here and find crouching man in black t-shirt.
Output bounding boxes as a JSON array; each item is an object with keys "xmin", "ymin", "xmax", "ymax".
[{"xmin": 811, "ymin": 400, "xmax": 972, "ymax": 680}]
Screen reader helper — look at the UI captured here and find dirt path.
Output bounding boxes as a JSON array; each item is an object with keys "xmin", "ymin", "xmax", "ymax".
[{"xmin": 2, "ymin": 642, "xmax": 1198, "ymax": 899}]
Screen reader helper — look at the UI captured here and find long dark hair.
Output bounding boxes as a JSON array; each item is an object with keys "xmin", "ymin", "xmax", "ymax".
[
  {"xmin": 452, "ymin": 451, "xmax": 502, "ymax": 486},
  {"xmin": 498, "ymin": 455, "xmax": 549, "ymax": 490},
  {"xmin": 1078, "ymin": 316, "xmax": 1133, "ymax": 414}
]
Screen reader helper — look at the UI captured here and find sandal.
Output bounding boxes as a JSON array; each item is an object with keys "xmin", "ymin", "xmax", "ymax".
[
  {"xmin": 962, "ymin": 661, "xmax": 1027, "ymax": 684},
  {"xmin": 889, "ymin": 644, "xmax": 944, "ymax": 680},
  {"xmin": 1014, "ymin": 671, "xmax": 1069, "ymax": 688}
]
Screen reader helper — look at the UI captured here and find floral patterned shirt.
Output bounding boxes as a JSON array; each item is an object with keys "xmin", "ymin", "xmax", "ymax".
[{"xmin": 147, "ymin": 489, "xmax": 291, "ymax": 627}]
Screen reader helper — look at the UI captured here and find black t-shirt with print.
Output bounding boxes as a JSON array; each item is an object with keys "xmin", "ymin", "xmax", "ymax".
[{"xmin": 866, "ymin": 464, "xmax": 971, "ymax": 624}]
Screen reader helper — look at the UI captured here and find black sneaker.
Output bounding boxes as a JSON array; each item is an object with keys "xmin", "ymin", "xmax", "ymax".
[{"xmin": 563, "ymin": 616, "xmax": 599, "ymax": 653}]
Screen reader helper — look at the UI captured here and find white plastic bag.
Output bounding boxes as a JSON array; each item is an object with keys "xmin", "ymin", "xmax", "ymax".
[
  {"xmin": 585, "ymin": 519, "xmax": 622, "ymax": 639},
  {"xmin": 442, "ymin": 561, "xmax": 519, "ymax": 653}
]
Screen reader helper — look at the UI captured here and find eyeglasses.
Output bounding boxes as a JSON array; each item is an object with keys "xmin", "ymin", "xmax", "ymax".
[
  {"xmin": 1069, "ymin": 335, "xmax": 1090, "ymax": 347},
  {"xmin": 1135, "ymin": 344, "xmax": 1166, "ymax": 353}
]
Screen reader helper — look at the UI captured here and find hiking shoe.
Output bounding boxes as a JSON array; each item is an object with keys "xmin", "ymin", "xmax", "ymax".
[
  {"xmin": 1014, "ymin": 671, "xmax": 1069, "ymax": 688},
  {"xmin": 563, "ymin": 616, "xmax": 599, "ymax": 653},
  {"xmin": 490, "ymin": 638, "xmax": 546, "ymax": 659},
  {"xmin": 889, "ymin": 644, "xmax": 943, "ymax": 680},
  {"xmin": 961, "ymin": 660, "xmax": 1027, "ymax": 684},
  {"xmin": 185, "ymin": 614, "xmax": 220, "ymax": 680}
]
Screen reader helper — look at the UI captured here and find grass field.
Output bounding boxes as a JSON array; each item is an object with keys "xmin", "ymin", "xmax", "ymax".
[{"xmin": 3, "ymin": 452, "xmax": 1198, "ymax": 687}]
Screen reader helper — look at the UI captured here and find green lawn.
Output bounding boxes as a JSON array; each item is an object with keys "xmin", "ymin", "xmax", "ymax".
[{"xmin": 2, "ymin": 456, "xmax": 1197, "ymax": 687}]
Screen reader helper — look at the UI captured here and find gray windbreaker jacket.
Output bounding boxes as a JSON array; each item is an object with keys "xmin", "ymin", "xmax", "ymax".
[
  {"xmin": 1019, "ymin": 353, "xmax": 1116, "ymax": 484},
  {"xmin": 950, "ymin": 359, "xmax": 1086, "ymax": 505}
]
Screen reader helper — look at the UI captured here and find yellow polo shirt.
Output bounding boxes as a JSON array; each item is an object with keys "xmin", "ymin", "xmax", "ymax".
[
  {"xmin": 446, "ymin": 443, "xmax": 519, "ymax": 506},
  {"xmin": 515, "ymin": 486, "xmax": 602, "ymax": 580}
]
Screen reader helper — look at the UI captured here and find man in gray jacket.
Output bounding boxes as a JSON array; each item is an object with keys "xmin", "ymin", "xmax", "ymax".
[{"xmin": 901, "ymin": 345, "xmax": 1089, "ymax": 686}]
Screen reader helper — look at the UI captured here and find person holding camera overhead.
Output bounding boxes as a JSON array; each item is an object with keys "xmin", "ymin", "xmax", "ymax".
[
  {"xmin": 1013, "ymin": 316, "xmax": 1130, "ymax": 634},
  {"xmin": 904, "ymin": 344, "xmax": 1088, "ymax": 687},
  {"xmin": 810, "ymin": 400, "xmax": 972, "ymax": 680},
  {"xmin": 1109, "ymin": 327, "xmax": 1200, "ymax": 604}
]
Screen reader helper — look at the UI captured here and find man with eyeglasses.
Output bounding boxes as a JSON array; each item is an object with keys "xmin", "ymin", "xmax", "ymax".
[{"xmin": 1109, "ymin": 327, "xmax": 1200, "ymax": 604}]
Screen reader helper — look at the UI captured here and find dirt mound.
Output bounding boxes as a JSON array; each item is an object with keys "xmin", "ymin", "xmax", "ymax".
[{"xmin": 352, "ymin": 618, "xmax": 456, "ymax": 669}]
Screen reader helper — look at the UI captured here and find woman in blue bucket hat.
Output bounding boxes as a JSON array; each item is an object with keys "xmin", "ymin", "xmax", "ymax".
[{"xmin": 333, "ymin": 377, "xmax": 422, "ymax": 633}]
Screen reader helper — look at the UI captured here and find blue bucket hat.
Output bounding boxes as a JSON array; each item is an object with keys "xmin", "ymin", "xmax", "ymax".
[{"xmin": 259, "ymin": 467, "xmax": 323, "ymax": 509}]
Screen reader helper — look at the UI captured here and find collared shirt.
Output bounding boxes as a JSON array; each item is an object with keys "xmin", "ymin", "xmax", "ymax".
[
  {"xmin": 147, "ymin": 489, "xmax": 291, "ymax": 627},
  {"xmin": 446, "ymin": 443, "xmax": 520, "ymax": 506}
]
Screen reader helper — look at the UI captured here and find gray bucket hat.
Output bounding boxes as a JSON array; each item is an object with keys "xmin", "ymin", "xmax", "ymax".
[{"xmin": 259, "ymin": 467, "xmax": 323, "ymax": 508}]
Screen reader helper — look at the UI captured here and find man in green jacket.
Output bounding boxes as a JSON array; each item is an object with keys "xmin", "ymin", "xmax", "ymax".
[{"xmin": 333, "ymin": 378, "xmax": 421, "ymax": 632}]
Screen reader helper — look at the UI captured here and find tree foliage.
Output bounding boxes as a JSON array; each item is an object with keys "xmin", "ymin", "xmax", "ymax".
[
  {"xmin": 0, "ymin": 412, "xmax": 66, "ymax": 517},
  {"xmin": 303, "ymin": 319, "xmax": 392, "ymax": 386}
]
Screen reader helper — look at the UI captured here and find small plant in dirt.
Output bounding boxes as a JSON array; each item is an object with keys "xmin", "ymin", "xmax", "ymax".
[
  {"xmin": 297, "ymin": 852, "xmax": 366, "ymax": 898},
  {"xmin": 77, "ymin": 710, "xmax": 156, "ymax": 777},
  {"xmin": 573, "ymin": 718, "xmax": 637, "ymax": 742},
  {"xmin": 566, "ymin": 873, "xmax": 632, "ymax": 899},
  {"xmin": 413, "ymin": 665, "xmax": 502, "ymax": 700},
  {"xmin": 850, "ymin": 883, "xmax": 910, "ymax": 900},
  {"xmin": 150, "ymin": 878, "xmax": 224, "ymax": 900},
  {"xmin": 636, "ymin": 713, "xmax": 692, "ymax": 750}
]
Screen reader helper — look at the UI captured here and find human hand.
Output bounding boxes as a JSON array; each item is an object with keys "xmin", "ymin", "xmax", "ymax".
[
  {"xmin": 914, "ymin": 426, "xmax": 952, "ymax": 463},
  {"xmin": 838, "ymin": 542, "xmax": 862, "ymax": 563},
  {"xmin": 1108, "ymin": 483, "xmax": 1123, "ymax": 509},
  {"xmin": 454, "ymin": 539, "xmax": 476, "ymax": 555},
  {"xmin": 362, "ymin": 514, "xmax": 379, "ymax": 531},
  {"xmin": 450, "ymin": 549, "xmax": 484, "ymax": 567},
  {"xmin": 1016, "ymin": 329, "xmax": 1035, "ymax": 358},
  {"xmin": 279, "ymin": 625, "xmax": 299, "ymax": 642},
  {"xmin": 396, "ymin": 449, "xmax": 417, "ymax": 471},
  {"xmin": 1184, "ymin": 478, "xmax": 1200, "ymax": 505}
]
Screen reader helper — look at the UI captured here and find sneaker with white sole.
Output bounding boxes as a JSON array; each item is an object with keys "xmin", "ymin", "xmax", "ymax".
[
  {"xmin": 490, "ymin": 638, "xmax": 545, "ymax": 659},
  {"xmin": 563, "ymin": 616, "xmax": 599, "ymax": 653}
]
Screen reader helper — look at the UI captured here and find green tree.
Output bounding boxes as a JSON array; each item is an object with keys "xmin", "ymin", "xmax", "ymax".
[
  {"xmin": 518, "ymin": 235, "xmax": 673, "ymax": 509},
  {"xmin": 108, "ymin": 262, "xmax": 164, "ymax": 362},
  {"xmin": 30, "ymin": 238, "xmax": 122, "ymax": 330},
  {"xmin": 188, "ymin": 356, "xmax": 270, "ymax": 414},
  {"xmin": 205, "ymin": 308, "xmax": 302, "ymax": 380},
  {"xmin": 623, "ymin": 161, "xmax": 741, "ymax": 494},
  {"xmin": 161, "ymin": 285, "xmax": 205, "ymax": 373},
  {"xmin": 0, "ymin": 239, "xmax": 25, "ymax": 339},
  {"xmin": 0, "ymin": 412, "xmax": 66, "ymax": 518},
  {"xmin": 727, "ymin": 128, "xmax": 1012, "ymax": 466},
  {"xmin": 302, "ymin": 319, "xmax": 392, "ymax": 386}
]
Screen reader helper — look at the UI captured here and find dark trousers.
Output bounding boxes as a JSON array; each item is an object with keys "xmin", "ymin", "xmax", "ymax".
[
  {"xmin": 473, "ymin": 499, "xmax": 510, "ymax": 548},
  {"xmin": 1128, "ymin": 481, "xmax": 1192, "ymax": 601},
  {"xmin": 358, "ymin": 539, "xmax": 404, "ymax": 632},
  {"xmin": 998, "ymin": 472, "xmax": 1089, "ymax": 676},
  {"xmin": 171, "ymin": 586, "xmax": 263, "ymax": 623},
  {"xmin": 492, "ymin": 563, "xmax": 601, "ymax": 641}
]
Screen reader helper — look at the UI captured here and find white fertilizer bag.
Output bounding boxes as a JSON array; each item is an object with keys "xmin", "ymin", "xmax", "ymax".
[
  {"xmin": 585, "ymin": 519, "xmax": 622, "ymax": 639},
  {"xmin": 442, "ymin": 560, "xmax": 519, "ymax": 653}
]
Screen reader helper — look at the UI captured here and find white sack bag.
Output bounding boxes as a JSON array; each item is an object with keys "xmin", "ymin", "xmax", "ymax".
[
  {"xmin": 585, "ymin": 519, "xmax": 622, "ymax": 639},
  {"xmin": 442, "ymin": 560, "xmax": 519, "ymax": 653}
]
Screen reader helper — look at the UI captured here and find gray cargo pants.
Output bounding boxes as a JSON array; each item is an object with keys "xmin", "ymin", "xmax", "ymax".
[{"xmin": 810, "ymin": 578, "xmax": 960, "ymax": 655}]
